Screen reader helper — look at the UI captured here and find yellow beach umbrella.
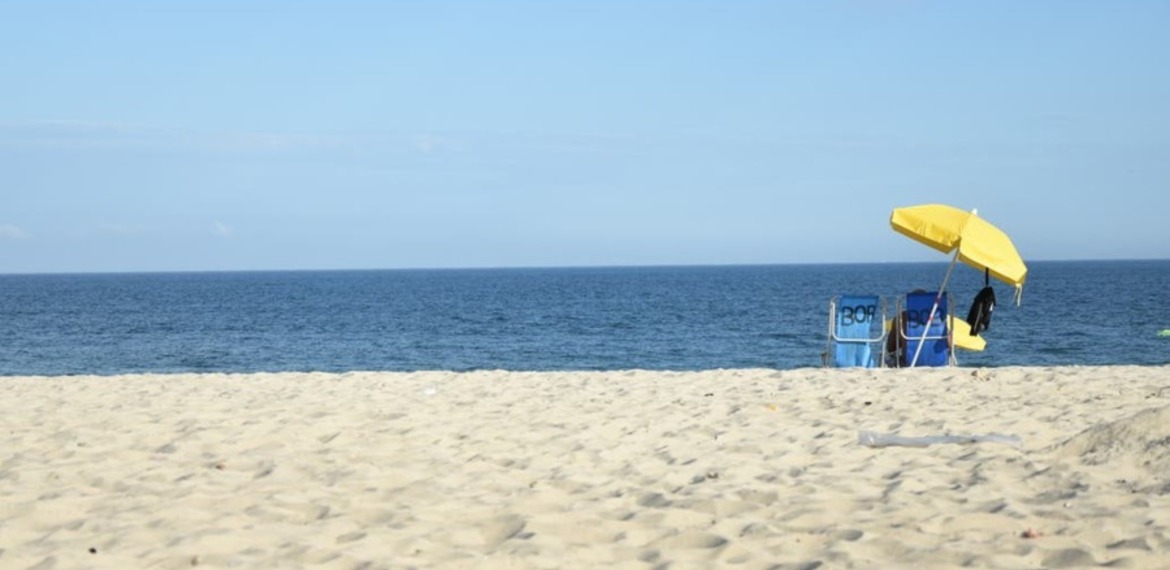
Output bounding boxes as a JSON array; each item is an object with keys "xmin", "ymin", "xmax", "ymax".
[
  {"xmin": 890, "ymin": 204, "xmax": 1025, "ymax": 366},
  {"xmin": 890, "ymin": 204, "xmax": 1027, "ymax": 296}
]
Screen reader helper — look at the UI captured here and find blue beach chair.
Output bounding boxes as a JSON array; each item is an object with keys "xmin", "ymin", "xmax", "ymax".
[
  {"xmin": 898, "ymin": 291, "xmax": 952, "ymax": 367},
  {"xmin": 826, "ymin": 295, "xmax": 887, "ymax": 368}
]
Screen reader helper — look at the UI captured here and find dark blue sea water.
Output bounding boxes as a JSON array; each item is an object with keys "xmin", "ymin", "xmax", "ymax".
[{"xmin": 1, "ymin": 260, "xmax": 1167, "ymax": 376}]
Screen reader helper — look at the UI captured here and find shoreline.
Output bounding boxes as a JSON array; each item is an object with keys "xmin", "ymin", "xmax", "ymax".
[
  {"xmin": 7, "ymin": 360, "xmax": 1170, "ymax": 379},
  {"xmin": 4, "ymin": 365, "xmax": 1170, "ymax": 568}
]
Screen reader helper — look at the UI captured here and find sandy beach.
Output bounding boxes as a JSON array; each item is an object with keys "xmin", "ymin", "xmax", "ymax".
[{"xmin": 2, "ymin": 365, "xmax": 1169, "ymax": 569}]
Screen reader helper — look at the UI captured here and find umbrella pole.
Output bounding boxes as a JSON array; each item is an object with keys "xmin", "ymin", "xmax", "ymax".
[{"xmin": 909, "ymin": 250, "xmax": 960, "ymax": 367}]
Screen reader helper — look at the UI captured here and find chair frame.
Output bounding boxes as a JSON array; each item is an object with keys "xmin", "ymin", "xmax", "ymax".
[
  {"xmin": 825, "ymin": 295, "xmax": 889, "ymax": 368},
  {"xmin": 892, "ymin": 292, "xmax": 956, "ymax": 367}
]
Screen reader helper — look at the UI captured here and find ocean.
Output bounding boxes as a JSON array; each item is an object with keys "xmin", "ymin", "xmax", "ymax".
[{"xmin": 1, "ymin": 260, "xmax": 1167, "ymax": 376}]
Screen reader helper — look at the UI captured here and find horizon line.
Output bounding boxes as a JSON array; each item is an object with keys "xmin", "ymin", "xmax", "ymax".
[{"xmin": 1, "ymin": 257, "xmax": 1166, "ymax": 278}]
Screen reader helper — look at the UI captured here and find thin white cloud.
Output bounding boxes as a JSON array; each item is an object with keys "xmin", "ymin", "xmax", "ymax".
[
  {"xmin": 211, "ymin": 221, "xmax": 232, "ymax": 237},
  {"xmin": 98, "ymin": 222, "xmax": 143, "ymax": 236},
  {"xmin": 213, "ymin": 131, "xmax": 347, "ymax": 152},
  {"xmin": 0, "ymin": 224, "xmax": 31, "ymax": 240},
  {"xmin": 0, "ymin": 121, "xmax": 347, "ymax": 153},
  {"xmin": 1, "ymin": 121, "xmax": 638, "ymax": 163},
  {"xmin": 413, "ymin": 133, "xmax": 455, "ymax": 154}
]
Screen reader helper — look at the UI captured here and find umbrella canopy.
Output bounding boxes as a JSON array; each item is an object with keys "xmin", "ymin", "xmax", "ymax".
[
  {"xmin": 890, "ymin": 204, "xmax": 1027, "ymax": 295},
  {"xmin": 949, "ymin": 316, "xmax": 986, "ymax": 352}
]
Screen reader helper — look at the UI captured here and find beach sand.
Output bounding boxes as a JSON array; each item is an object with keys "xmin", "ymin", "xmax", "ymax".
[{"xmin": 2, "ymin": 365, "xmax": 1170, "ymax": 569}]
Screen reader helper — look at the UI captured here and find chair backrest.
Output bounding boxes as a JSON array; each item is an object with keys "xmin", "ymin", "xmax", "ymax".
[
  {"xmin": 901, "ymin": 291, "xmax": 951, "ymax": 367},
  {"xmin": 827, "ymin": 294, "xmax": 886, "ymax": 368}
]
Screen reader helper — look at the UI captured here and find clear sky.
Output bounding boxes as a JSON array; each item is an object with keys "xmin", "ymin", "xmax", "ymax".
[{"xmin": 2, "ymin": 1, "xmax": 1167, "ymax": 274}]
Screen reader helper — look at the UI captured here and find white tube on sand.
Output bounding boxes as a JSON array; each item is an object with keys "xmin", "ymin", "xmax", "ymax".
[{"xmin": 858, "ymin": 431, "xmax": 1022, "ymax": 449}]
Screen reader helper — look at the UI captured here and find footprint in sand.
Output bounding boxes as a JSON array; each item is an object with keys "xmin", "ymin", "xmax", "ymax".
[
  {"xmin": 1107, "ymin": 537, "xmax": 1151, "ymax": 551},
  {"xmin": 1042, "ymin": 547, "xmax": 1098, "ymax": 568},
  {"xmin": 656, "ymin": 530, "xmax": 729, "ymax": 550},
  {"xmin": 335, "ymin": 531, "xmax": 367, "ymax": 544},
  {"xmin": 637, "ymin": 492, "xmax": 672, "ymax": 508},
  {"xmin": 480, "ymin": 515, "xmax": 527, "ymax": 549},
  {"xmin": 832, "ymin": 529, "xmax": 864, "ymax": 542}
]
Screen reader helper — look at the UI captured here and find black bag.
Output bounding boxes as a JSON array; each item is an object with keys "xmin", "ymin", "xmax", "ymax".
[{"xmin": 967, "ymin": 286, "xmax": 996, "ymax": 336}]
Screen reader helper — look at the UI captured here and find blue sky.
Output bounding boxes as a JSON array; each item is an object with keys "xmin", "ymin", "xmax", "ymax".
[{"xmin": 2, "ymin": 0, "xmax": 1167, "ymax": 273}]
